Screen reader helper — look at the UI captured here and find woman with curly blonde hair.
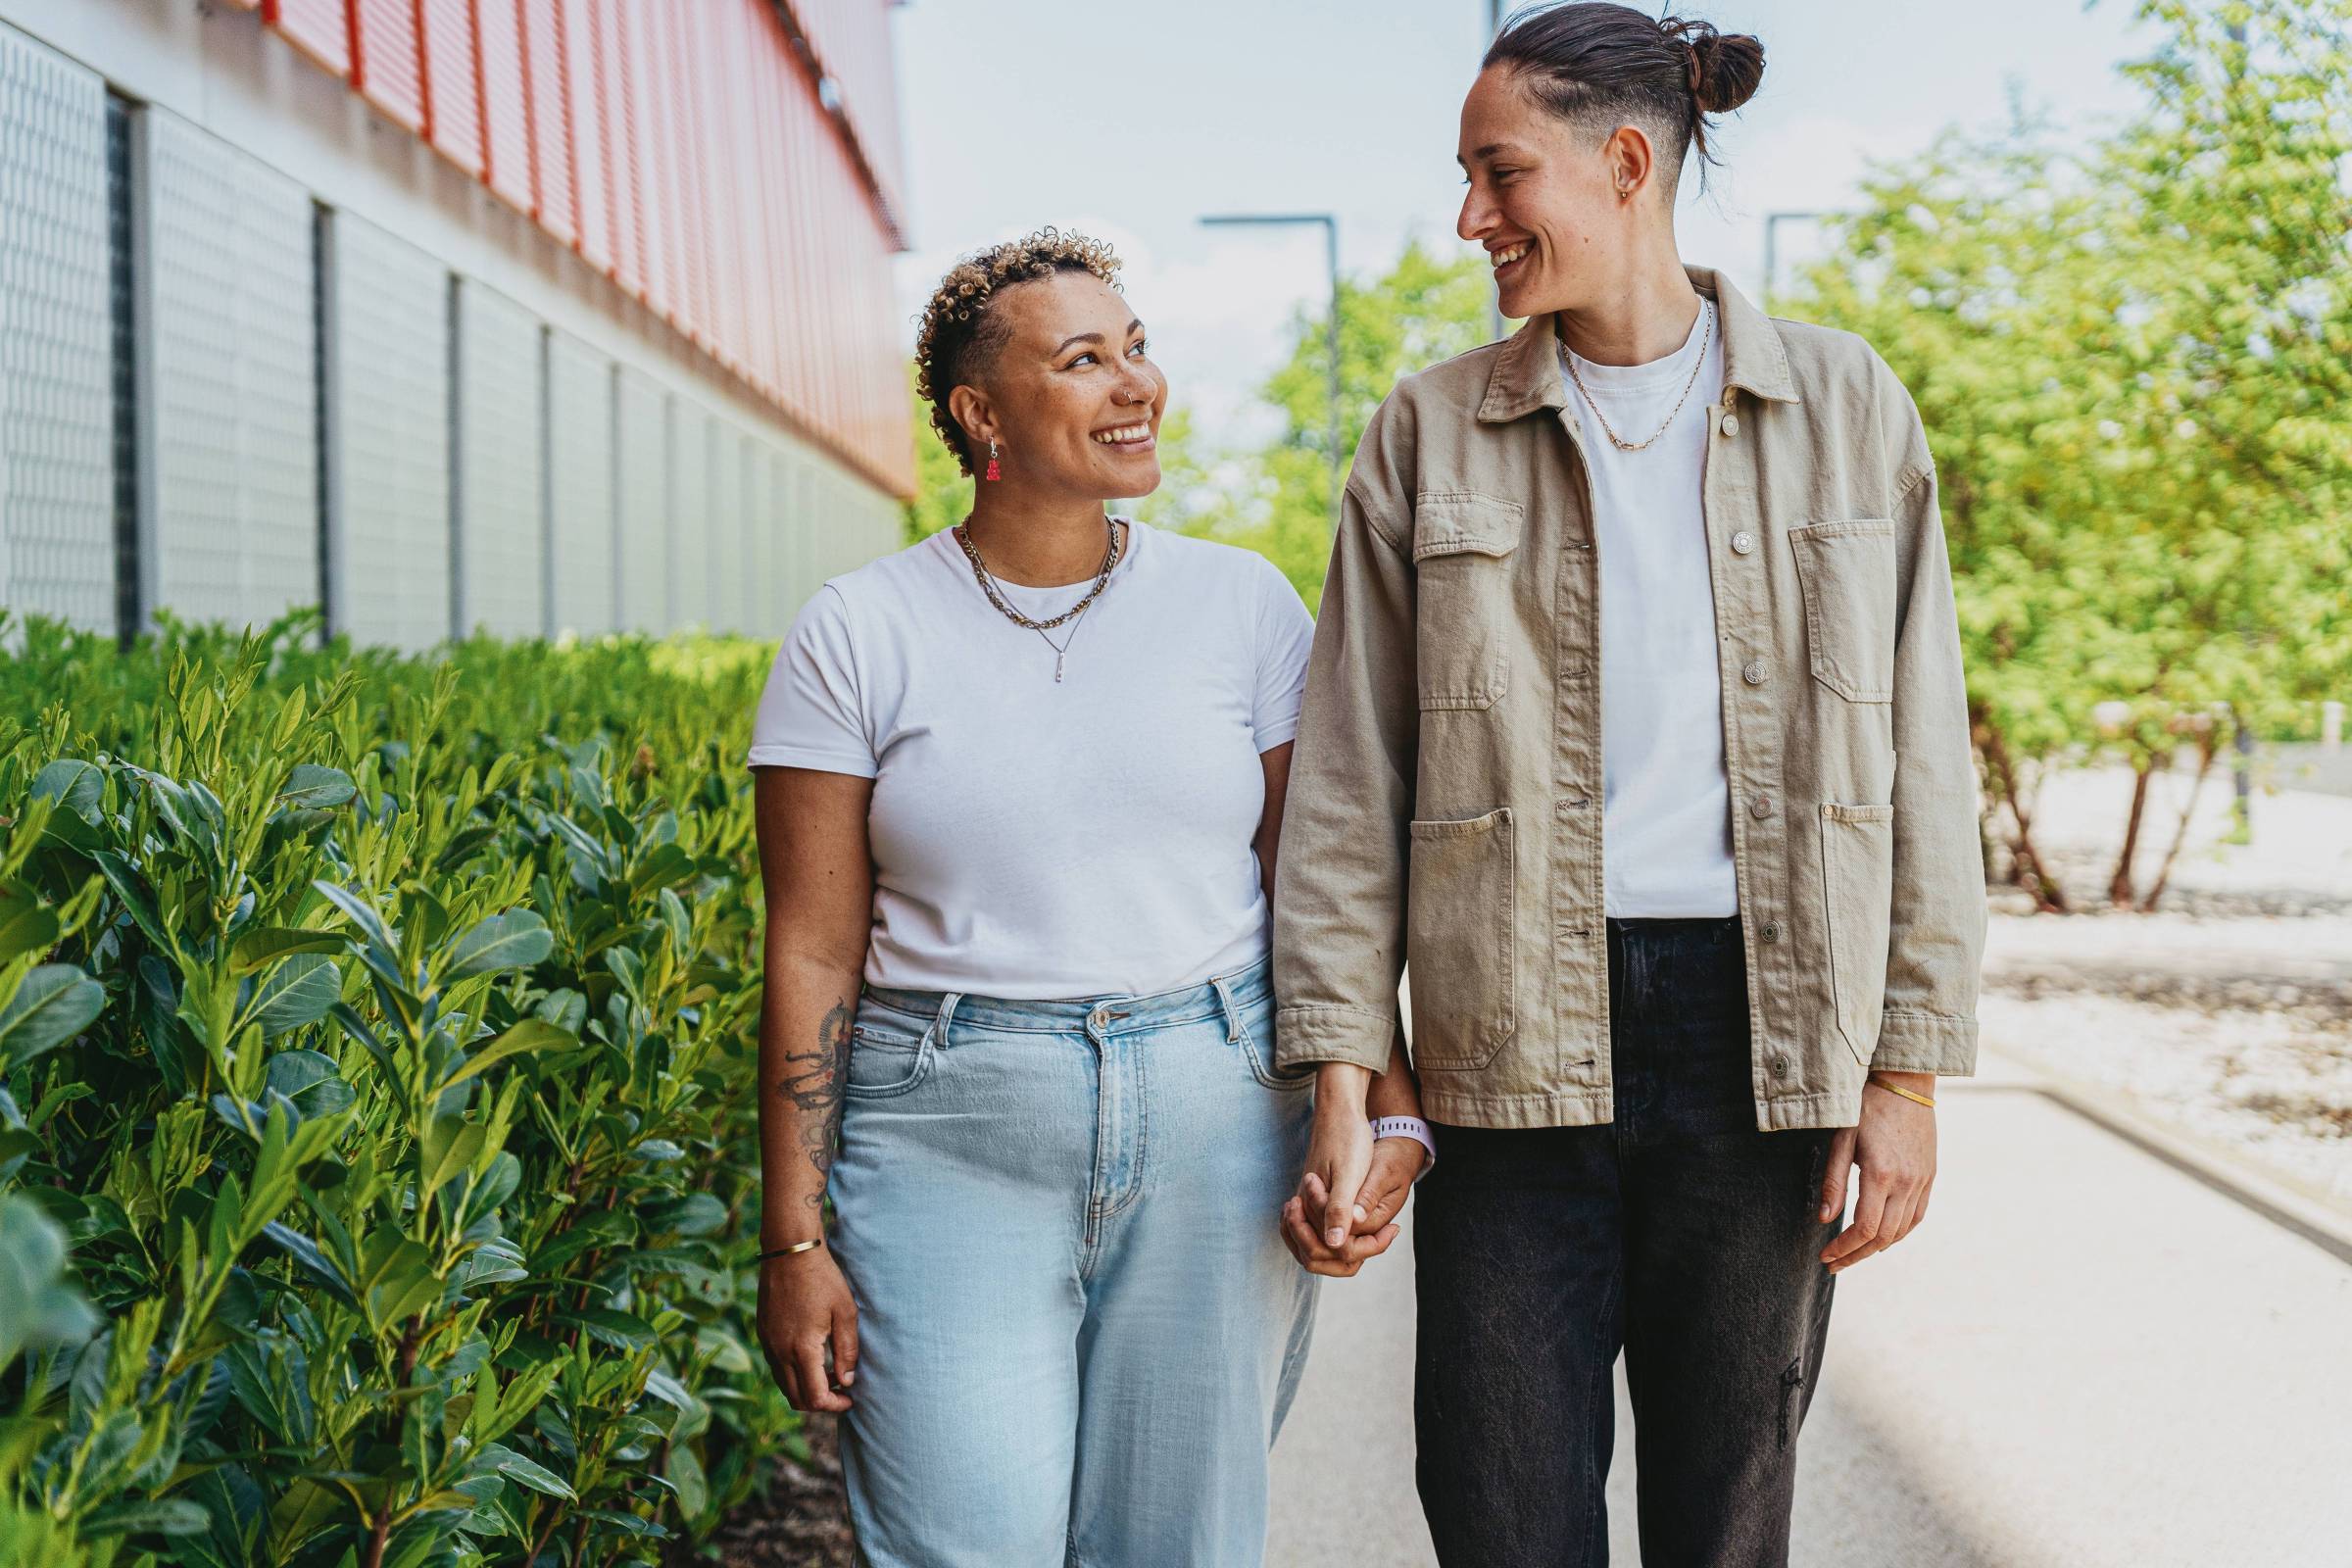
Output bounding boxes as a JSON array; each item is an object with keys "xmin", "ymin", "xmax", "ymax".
[{"xmin": 742, "ymin": 228, "xmax": 1432, "ymax": 1564}]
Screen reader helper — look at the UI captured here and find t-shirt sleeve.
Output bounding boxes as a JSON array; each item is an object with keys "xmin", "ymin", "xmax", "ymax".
[
  {"xmin": 747, "ymin": 585, "xmax": 879, "ymax": 777},
  {"xmin": 1250, "ymin": 555, "xmax": 1316, "ymax": 753}
]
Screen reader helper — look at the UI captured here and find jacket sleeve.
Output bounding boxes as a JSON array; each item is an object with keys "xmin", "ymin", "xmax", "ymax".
[
  {"xmin": 1271, "ymin": 405, "xmax": 1420, "ymax": 1075},
  {"xmin": 1874, "ymin": 418, "xmax": 1985, "ymax": 1076}
]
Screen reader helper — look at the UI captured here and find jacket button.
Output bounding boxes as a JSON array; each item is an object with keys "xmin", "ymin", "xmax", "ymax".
[
  {"xmin": 1761, "ymin": 920, "xmax": 1784, "ymax": 943},
  {"xmin": 1773, "ymin": 1054, "xmax": 1791, "ymax": 1076},
  {"xmin": 1741, "ymin": 659, "xmax": 1767, "ymax": 686},
  {"xmin": 1749, "ymin": 794, "xmax": 1775, "ymax": 820},
  {"xmin": 1731, "ymin": 530, "xmax": 1757, "ymax": 555},
  {"xmin": 1718, "ymin": 411, "xmax": 1740, "ymax": 437}
]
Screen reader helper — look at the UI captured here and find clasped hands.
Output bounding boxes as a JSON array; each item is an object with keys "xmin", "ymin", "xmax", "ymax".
[{"xmin": 1278, "ymin": 1063, "xmax": 1423, "ymax": 1277}]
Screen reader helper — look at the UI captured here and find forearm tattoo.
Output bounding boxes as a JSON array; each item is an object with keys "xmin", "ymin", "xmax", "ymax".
[{"xmin": 780, "ymin": 1002, "xmax": 853, "ymax": 1209}]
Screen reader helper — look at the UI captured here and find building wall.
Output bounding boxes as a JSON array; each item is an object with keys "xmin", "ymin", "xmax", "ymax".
[{"xmin": 0, "ymin": 1, "xmax": 906, "ymax": 647}]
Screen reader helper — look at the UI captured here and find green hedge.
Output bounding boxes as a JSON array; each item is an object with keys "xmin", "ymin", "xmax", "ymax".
[{"xmin": 0, "ymin": 612, "xmax": 799, "ymax": 1567}]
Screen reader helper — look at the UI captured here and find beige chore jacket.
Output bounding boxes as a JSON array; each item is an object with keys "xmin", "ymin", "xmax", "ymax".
[{"xmin": 1271, "ymin": 266, "xmax": 1984, "ymax": 1132}]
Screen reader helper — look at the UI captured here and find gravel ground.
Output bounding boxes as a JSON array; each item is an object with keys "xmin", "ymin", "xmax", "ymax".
[{"xmin": 1982, "ymin": 759, "xmax": 2352, "ymax": 1208}]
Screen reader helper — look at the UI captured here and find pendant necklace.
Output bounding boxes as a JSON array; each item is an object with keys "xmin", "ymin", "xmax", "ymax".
[{"xmin": 954, "ymin": 515, "xmax": 1124, "ymax": 684}]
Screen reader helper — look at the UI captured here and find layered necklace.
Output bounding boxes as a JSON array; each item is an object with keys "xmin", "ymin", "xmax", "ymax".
[
  {"xmin": 1561, "ymin": 298, "xmax": 1715, "ymax": 453},
  {"xmin": 953, "ymin": 514, "xmax": 1124, "ymax": 684}
]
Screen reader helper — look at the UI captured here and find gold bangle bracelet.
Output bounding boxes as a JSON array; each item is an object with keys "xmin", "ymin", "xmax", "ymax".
[
  {"xmin": 757, "ymin": 1239, "xmax": 825, "ymax": 1262},
  {"xmin": 1869, "ymin": 1076, "xmax": 1936, "ymax": 1109}
]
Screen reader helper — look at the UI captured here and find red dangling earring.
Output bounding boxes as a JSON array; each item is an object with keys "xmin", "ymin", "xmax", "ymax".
[{"xmin": 984, "ymin": 440, "xmax": 1002, "ymax": 482}]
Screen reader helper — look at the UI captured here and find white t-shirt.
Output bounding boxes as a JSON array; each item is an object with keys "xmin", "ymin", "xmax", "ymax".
[
  {"xmin": 1563, "ymin": 299, "xmax": 1739, "ymax": 918},
  {"xmin": 748, "ymin": 518, "xmax": 1316, "ymax": 999}
]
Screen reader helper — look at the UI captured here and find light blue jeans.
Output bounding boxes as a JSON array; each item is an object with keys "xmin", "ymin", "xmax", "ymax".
[{"xmin": 829, "ymin": 956, "xmax": 1318, "ymax": 1566}]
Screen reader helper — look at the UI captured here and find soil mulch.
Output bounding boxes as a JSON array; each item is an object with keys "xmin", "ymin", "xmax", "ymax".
[{"xmin": 669, "ymin": 1415, "xmax": 856, "ymax": 1568}]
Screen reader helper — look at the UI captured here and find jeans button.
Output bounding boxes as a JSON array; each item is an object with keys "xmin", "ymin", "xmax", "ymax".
[
  {"xmin": 1749, "ymin": 794, "xmax": 1775, "ymax": 820},
  {"xmin": 1773, "ymin": 1054, "xmax": 1792, "ymax": 1076},
  {"xmin": 1718, "ymin": 410, "xmax": 1740, "ymax": 438},
  {"xmin": 1731, "ymin": 530, "xmax": 1757, "ymax": 556},
  {"xmin": 1741, "ymin": 659, "xmax": 1767, "ymax": 686},
  {"xmin": 1761, "ymin": 920, "xmax": 1784, "ymax": 943}
]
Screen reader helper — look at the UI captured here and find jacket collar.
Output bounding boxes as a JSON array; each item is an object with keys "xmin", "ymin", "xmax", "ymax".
[{"xmin": 1476, "ymin": 263, "xmax": 1801, "ymax": 425}]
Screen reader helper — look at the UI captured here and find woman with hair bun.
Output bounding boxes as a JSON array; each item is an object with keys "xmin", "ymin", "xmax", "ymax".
[
  {"xmin": 743, "ymin": 228, "xmax": 1432, "ymax": 1565},
  {"xmin": 1272, "ymin": 5, "xmax": 1984, "ymax": 1563}
]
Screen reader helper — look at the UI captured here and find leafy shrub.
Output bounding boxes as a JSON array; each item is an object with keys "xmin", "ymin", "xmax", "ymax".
[{"xmin": 0, "ymin": 612, "xmax": 799, "ymax": 1566}]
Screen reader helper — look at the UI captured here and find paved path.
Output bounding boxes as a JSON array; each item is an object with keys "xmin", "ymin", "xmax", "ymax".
[{"xmin": 1267, "ymin": 1046, "xmax": 2352, "ymax": 1566}]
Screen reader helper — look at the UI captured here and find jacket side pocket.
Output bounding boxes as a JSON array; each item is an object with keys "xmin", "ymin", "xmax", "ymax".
[
  {"xmin": 1404, "ymin": 807, "xmax": 1516, "ymax": 1071},
  {"xmin": 1818, "ymin": 803, "xmax": 1895, "ymax": 1065}
]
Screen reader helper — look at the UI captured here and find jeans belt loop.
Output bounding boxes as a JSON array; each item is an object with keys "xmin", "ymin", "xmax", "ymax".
[
  {"xmin": 925, "ymin": 992, "xmax": 964, "ymax": 1052},
  {"xmin": 1208, "ymin": 972, "xmax": 1246, "ymax": 1045}
]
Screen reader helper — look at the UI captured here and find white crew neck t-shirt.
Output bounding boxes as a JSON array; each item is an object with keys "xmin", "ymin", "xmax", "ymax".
[
  {"xmin": 747, "ymin": 518, "xmax": 1316, "ymax": 999},
  {"xmin": 1562, "ymin": 299, "xmax": 1739, "ymax": 918}
]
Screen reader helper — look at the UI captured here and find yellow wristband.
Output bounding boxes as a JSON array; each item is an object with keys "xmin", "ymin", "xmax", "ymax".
[{"xmin": 1869, "ymin": 1076, "xmax": 1936, "ymax": 1109}]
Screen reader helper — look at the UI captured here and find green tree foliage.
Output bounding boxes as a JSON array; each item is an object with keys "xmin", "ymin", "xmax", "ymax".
[
  {"xmin": 1164, "ymin": 241, "xmax": 1502, "ymax": 611},
  {"xmin": 902, "ymin": 363, "xmax": 968, "ymax": 546},
  {"xmin": 1795, "ymin": 0, "xmax": 2352, "ymax": 908},
  {"xmin": 0, "ymin": 611, "xmax": 807, "ymax": 1565}
]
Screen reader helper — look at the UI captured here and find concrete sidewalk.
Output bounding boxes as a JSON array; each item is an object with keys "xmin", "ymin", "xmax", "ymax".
[{"xmin": 1267, "ymin": 1046, "xmax": 2352, "ymax": 1567}]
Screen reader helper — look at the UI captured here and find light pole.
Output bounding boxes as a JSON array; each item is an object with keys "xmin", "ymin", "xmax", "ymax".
[
  {"xmin": 1762, "ymin": 210, "xmax": 1829, "ymax": 308},
  {"xmin": 1201, "ymin": 213, "xmax": 1345, "ymax": 530},
  {"xmin": 1487, "ymin": 0, "xmax": 1509, "ymax": 341}
]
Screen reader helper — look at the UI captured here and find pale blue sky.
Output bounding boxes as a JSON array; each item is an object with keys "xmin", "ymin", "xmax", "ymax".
[{"xmin": 886, "ymin": 1, "xmax": 2162, "ymax": 447}]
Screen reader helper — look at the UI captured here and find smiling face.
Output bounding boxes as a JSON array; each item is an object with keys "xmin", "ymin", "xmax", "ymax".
[
  {"xmin": 1456, "ymin": 64, "xmax": 1660, "ymax": 320},
  {"xmin": 951, "ymin": 270, "xmax": 1167, "ymax": 502}
]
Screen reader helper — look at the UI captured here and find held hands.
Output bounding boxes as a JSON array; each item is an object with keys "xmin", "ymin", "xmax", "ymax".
[
  {"xmin": 757, "ymin": 1246, "xmax": 859, "ymax": 1413},
  {"xmin": 1279, "ymin": 1065, "xmax": 1424, "ymax": 1278},
  {"xmin": 1818, "ymin": 1070, "xmax": 1938, "ymax": 1274}
]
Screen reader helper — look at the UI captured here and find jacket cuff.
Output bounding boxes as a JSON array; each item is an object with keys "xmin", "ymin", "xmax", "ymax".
[
  {"xmin": 1870, "ymin": 1010, "xmax": 1979, "ymax": 1076},
  {"xmin": 1275, "ymin": 1004, "xmax": 1396, "ymax": 1075}
]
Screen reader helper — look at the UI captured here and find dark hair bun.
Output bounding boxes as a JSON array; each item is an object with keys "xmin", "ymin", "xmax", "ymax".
[{"xmin": 1689, "ymin": 26, "xmax": 1765, "ymax": 115}]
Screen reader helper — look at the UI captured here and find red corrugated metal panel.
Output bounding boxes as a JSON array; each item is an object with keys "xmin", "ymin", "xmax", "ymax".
[
  {"xmin": 352, "ymin": 0, "xmax": 426, "ymax": 132},
  {"xmin": 418, "ymin": 0, "xmax": 483, "ymax": 176},
  {"xmin": 518, "ymin": 0, "xmax": 575, "ymax": 245},
  {"xmin": 685, "ymin": 2, "xmax": 743, "ymax": 374},
  {"xmin": 265, "ymin": 0, "xmax": 352, "ymax": 77},
  {"xmin": 790, "ymin": 0, "xmax": 906, "ymax": 228},
  {"xmin": 716, "ymin": 0, "xmax": 775, "ymax": 397},
  {"xmin": 561, "ymin": 0, "xmax": 612, "ymax": 272},
  {"xmin": 746, "ymin": 11, "xmax": 799, "ymax": 408},
  {"xmin": 661, "ymin": 1, "xmax": 714, "ymax": 350},
  {"xmin": 475, "ymin": 0, "xmax": 535, "ymax": 214},
  {"xmin": 619, "ymin": 0, "xmax": 676, "ymax": 321},
  {"xmin": 590, "ymin": 0, "xmax": 643, "ymax": 298}
]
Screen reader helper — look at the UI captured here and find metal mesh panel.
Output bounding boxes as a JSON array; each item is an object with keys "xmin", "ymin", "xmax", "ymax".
[
  {"xmin": 742, "ymin": 439, "xmax": 776, "ymax": 637},
  {"xmin": 667, "ymin": 398, "xmax": 711, "ymax": 630},
  {"xmin": 0, "ymin": 24, "xmax": 117, "ymax": 634},
  {"xmin": 451, "ymin": 278, "xmax": 544, "ymax": 639},
  {"xmin": 107, "ymin": 96, "xmax": 138, "ymax": 642},
  {"xmin": 136, "ymin": 107, "xmax": 318, "ymax": 635},
  {"xmin": 322, "ymin": 209, "xmax": 449, "ymax": 652},
  {"xmin": 612, "ymin": 367, "xmax": 667, "ymax": 633},
  {"xmin": 707, "ymin": 417, "xmax": 745, "ymax": 635},
  {"xmin": 545, "ymin": 330, "xmax": 615, "ymax": 637}
]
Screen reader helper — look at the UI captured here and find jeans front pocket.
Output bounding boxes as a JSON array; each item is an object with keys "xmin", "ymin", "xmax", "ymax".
[
  {"xmin": 1789, "ymin": 519, "xmax": 1898, "ymax": 704},
  {"xmin": 845, "ymin": 1003, "xmax": 938, "ymax": 1100},
  {"xmin": 1817, "ymin": 803, "xmax": 1895, "ymax": 1065},
  {"xmin": 1233, "ymin": 1004, "xmax": 1315, "ymax": 1092},
  {"xmin": 1412, "ymin": 494, "xmax": 1524, "ymax": 711},
  {"xmin": 1405, "ymin": 808, "xmax": 1516, "ymax": 1071}
]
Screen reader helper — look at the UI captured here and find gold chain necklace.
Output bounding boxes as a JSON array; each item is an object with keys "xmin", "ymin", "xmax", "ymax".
[
  {"xmin": 954, "ymin": 516, "xmax": 1124, "ymax": 683},
  {"xmin": 1561, "ymin": 300, "xmax": 1714, "ymax": 453}
]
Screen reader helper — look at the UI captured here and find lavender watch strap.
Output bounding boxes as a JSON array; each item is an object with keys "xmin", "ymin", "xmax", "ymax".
[{"xmin": 1371, "ymin": 1115, "xmax": 1436, "ymax": 1179}]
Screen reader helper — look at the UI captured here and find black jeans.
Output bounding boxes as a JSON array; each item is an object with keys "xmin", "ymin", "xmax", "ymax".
[{"xmin": 1414, "ymin": 916, "xmax": 1839, "ymax": 1568}]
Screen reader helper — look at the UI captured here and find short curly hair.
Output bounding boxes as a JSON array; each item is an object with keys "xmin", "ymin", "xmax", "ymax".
[{"xmin": 912, "ymin": 227, "xmax": 1124, "ymax": 476}]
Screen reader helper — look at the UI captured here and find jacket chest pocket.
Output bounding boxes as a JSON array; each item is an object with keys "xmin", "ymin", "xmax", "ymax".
[
  {"xmin": 1412, "ymin": 494, "xmax": 1524, "ymax": 711},
  {"xmin": 1788, "ymin": 520, "xmax": 1898, "ymax": 704}
]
